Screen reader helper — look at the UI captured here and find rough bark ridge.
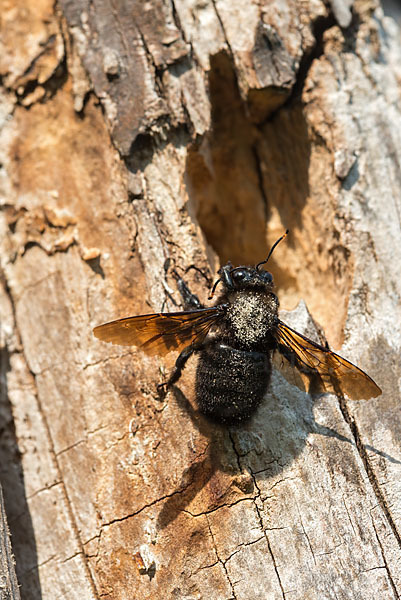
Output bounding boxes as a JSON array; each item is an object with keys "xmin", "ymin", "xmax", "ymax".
[{"xmin": 0, "ymin": 0, "xmax": 401, "ymax": 598}]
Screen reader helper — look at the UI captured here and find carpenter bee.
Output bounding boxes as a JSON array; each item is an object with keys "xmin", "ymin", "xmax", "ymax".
[{"xmin": 93, "ymin": 232, "xmax": 381, "ymax": 424}]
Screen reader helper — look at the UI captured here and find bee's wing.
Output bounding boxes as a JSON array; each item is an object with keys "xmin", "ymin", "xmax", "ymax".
[
  {"xmin": 273, "ymin": 319, "xmax": 382, "ymax": 400},
  {"xmin": 93, "ymin": 307, "xmax": 223, "ymax": 357}
]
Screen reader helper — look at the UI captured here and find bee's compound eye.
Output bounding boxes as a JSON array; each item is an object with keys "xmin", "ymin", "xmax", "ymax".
[
  {"xmin": 260, "ymin": 271, "xmax": 273, "ymax": 284},
  {"xmin": 232, "ymin": 269, "xmax": 247, "ymax": 282},
  {"xmin": 233, "ymin": 269, "xmax": 246, "ymax": 281}
]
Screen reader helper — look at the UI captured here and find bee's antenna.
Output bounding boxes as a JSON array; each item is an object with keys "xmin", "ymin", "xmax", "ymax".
[
  {"xmin": 256, "ymin": 229, "xmax": 289, "ymax": 271},
  {"xmin": 208, "ymin": 278, "xmax": 222, "ymax": 300}
]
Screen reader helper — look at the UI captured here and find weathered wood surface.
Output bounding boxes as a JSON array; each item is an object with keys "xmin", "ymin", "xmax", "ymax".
[
  {"xmin": 0, "ymin": 484, "xmax": 20, "ymax": 600},
  {"xmin": 0, "ymin": 0, "xmax": 401, "ymax": 598}
]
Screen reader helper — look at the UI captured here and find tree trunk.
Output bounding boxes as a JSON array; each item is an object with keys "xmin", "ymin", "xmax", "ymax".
[{"xmin": 1, "ymin": 0, "xmax": 401, "ymax": 598}]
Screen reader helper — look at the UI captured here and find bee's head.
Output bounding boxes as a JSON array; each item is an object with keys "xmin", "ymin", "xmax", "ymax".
[
  {"xmin": 208, "ymin": 230, "xmax": 288, "ymax": 299},
  {"xmin": 221, "ymin": 265, "xmax": 274, "ymax": 291}
]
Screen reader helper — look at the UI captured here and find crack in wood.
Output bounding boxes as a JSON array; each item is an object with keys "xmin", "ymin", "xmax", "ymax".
[
  {"xmin": 182, "ymin": 496, "xmax": 256, "ymax": 519},
  {"xmin": 371, "ymin": 513, "xmax": 400, "ymax": 599},
  {"xmin": 253, "ymin": 498, "xmax": 286, "ymax": 600},
  {"xmin": 249, "ymin": 469, "xmax": 286, "ymax": 599},
  {"xmin": 206, "ymin": 515, "xmax": 238, "ymax": 600},
  {"xmin": 101, "ymin": 479, "xmax": 196, "ymax": 530},
  {"xmin": 339, "ymin": 396, "xmax": 401, "ymax": 554}
]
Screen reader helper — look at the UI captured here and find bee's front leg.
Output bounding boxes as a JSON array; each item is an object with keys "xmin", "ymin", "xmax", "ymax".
[{"xmin": 175, "ymin": 276, "xmax": 204, "ymax": 310}]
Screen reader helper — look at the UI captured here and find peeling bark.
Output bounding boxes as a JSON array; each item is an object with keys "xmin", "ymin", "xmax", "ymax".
[{"xmin": 1, "ymin": 0, "xmax": 401, "ymax": 598}]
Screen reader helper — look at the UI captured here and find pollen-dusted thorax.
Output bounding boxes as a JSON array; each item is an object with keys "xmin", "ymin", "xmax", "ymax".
[
  {"xmin": 227, "ymin": 290, "xmax": 278, "ymax": 346},
  {"xmin": 215, "ymin": 264, "xmax": 279, "ymax": 348}
]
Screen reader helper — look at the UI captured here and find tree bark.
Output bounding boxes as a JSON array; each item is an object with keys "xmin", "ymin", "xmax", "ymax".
[
  {"xmin": 1, "ymin": 0, "xmax": 401, "ymax": 598},
  {"xmin": 0, "ymin": 484, "xmax": 20, "ymax": 600}
]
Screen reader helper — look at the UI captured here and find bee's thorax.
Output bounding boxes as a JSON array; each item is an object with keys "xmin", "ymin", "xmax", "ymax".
[{"xmin": 226, "ymin": 290, "xmax": 278, "ymax": 347}]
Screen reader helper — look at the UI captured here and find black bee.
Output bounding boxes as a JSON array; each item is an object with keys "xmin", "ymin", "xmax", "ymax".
[{"xmin": 93, "ymin": 232, "xmax": 381, "ymax": 424}]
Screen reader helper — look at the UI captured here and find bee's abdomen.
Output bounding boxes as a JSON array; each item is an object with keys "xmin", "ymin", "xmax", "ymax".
[{"xmin": 195, "ymin": 342, "xmax": 271, "ymax": 424}]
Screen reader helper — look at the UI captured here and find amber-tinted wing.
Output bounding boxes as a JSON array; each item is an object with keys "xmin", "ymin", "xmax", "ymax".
[
  {"xmin": 93, "ymin": 307, "xmax": 222, "ymax": 357},
  {"xmin": 273, "ymin": 319, "xmax": 382, "ymax": 400}
]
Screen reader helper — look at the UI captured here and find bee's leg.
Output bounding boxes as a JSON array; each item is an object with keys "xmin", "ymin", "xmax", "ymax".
[
  {"xmin": 157, "ymin": 343, "xmax": 201, "ymax": 396},
  {"xmin": 176, "ymin": 277, "xmax": 204, "ymax": 310}
]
